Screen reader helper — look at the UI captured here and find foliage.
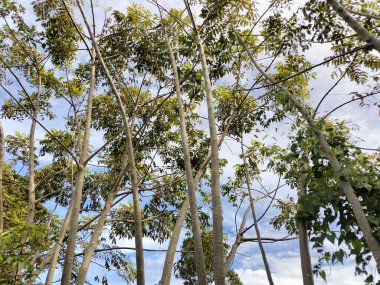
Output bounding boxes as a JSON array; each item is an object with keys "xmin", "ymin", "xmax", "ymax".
[
  {"xmin": 0, "ymin": 0, "xmax": 379, "ymax": 284},
  {"xmin": 267, "ymin": 120, "xmax": 380, "ymax": 282},
  {"xmin": 174, "ymin": 229, "xmax": 242, "ymax": 284}
]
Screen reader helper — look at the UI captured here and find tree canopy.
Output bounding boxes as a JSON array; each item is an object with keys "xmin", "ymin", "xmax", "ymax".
[{"xmin": 0, "ymin": 0, "xmax": 379, "ymax": 284}]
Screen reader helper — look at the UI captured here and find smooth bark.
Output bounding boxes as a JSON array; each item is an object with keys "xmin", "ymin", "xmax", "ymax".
[
  {"xmin": 224, "ymin": 205, "xmax": 250, "ymax": 271},
  {"xmin": 327, "ymin": 0, "xmax": 380, "ymax": 53},
  {"xmin": 24, "ymin": 200, "xmax": 73, "ymax": 285},
  {"xmin": 26, "ymin": 74, "xmax": 41, "ymax": 225},
  {"xmin": 237, "ymin": 32, "xmax": 380, "ymax": 270},
  {"xmin": 163, "ymin": 24, "xmax": 207, "ymax": 285},
  {"xmin": 240, "ymin": 132, "xmax": 274, "ymax": 285},
  {"xmin": 161, "ymin": 128, "xmax": 229, "ymax": 285},
  {"xmin": 184, "ymin": 2, "xmax": 225, "ymax": 283},
  {"xmin": 74, "ymin": 2, "xmax": 145, "ymax": 283},
  {"xmin": 16, "ymin": 74, "xmax": 42, "ymax": 284},
  {"xmin": 75, "ymin": 153, "xmax": 128, "ymax": 285},
  {"xmin": 297, "ymin": 172, "xmax": 314, "ymax": 285},
  {"xmin": 61, "ymin": 50, "xmax": 96, "ymax": 285}
]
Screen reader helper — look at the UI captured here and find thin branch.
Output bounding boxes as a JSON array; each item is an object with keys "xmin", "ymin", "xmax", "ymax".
[
  {"xmin": 0, "ymin": 83, "xmax": 79, "ymax": 166},
  {"xmin": 347, "ymin": 9, "xmax": 380, "ymax": 21},
  {"xmin": 241, "ymin": 236, "xmax": 298, "ymax": 243},
  {"xmin": 313, "ymin": 52, "xmax": 359, "ymax": 118},
  {"xmin": 322, "ymin": 91, "xmax": 379, "ymax": 119}
]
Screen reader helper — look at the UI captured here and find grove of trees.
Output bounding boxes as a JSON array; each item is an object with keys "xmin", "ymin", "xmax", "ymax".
[{"xmin": 0, "ymin": 0, "xmax": 379, "ymax": 284}]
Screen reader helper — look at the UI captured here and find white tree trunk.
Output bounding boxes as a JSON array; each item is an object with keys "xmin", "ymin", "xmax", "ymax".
[
  {"xmin": 297, "ymin": 172, "xmax": 314, "ymax": 285},
  {"xmin": 163, "ymin": 25, "xmax": 207, "ymax": 285},
  {"xmin": 61, "ymin": 50, "xmax": 96, "ymax": 285},
  {"xmin": 75, "ymin": 2, "xmax": 145, "ymax": 283}
]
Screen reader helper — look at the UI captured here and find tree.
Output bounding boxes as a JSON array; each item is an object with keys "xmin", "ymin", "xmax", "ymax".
[{"xmin": 0, "ymin": 0, "xmax": 379, "ymax": 284}]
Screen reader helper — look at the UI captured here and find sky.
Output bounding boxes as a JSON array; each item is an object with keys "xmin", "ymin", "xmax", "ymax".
[{"xmin": 1, "ymin": 0, "xmax": 380, "ymax": 284}]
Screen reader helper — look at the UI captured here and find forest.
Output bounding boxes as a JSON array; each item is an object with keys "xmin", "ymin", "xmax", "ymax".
[{"xmin": 0, "ymin": 0, "xmax": 379, "ymax": 284}]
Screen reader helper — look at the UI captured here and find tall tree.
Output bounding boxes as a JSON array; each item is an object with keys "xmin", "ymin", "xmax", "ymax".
[
  {"xmin": 240, "ymin": 130, "xmax": 274, "ymax": 285},
  {"xmin": 236, "ymin": 32, "xmax": 380, "ymax": 270},
  {"xmin": 161, "ymin": 17, "xmax": 207, "ymax": 285},
  {"xmin": 183, "ymin": 2, "xmax": 226, "ymax": 283},
  {"xmin": 73, "ymin": 1, "xmax": 145, "ymax": 283}
]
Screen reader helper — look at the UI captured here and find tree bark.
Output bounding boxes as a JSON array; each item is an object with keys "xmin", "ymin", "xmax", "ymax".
[
  {"xmin": 75, "ymin": 153, "xmax": 128, "ymax": 285},
  {"xmin": 162, "ymin": 24, "xmax": 207, "ymax": 285},
  {"xmin": 297, "ymin": 172, "xmax": 314, "ymax": 285},
  {"xmin": 26, "ymin": 74, "xmax": 41, "ymax": 226},
  {"xmin": 237, "ymin": 32, "xmax": 380, "ymax": 270},
  {"xmin": 24, "ymin": 200, "xmax": 73, "ymax": 285},
  {"xmin": 15, "ymin": 74, "xmax": 42, "ymax": 284},
  {"xmin": 44, "ymin": 201, "xmax": 73, "ymax": 285},
  {"xmin": 183, "ymin": 2, "xmax": 225, "ymax": 283},
  {"xmin": 0, "ymin": 122, "xmax": 4, "ymax": 231},
  {"xmin": 61, "ymin": 50, "xmax": 96, "ymax": 285},
  {"xmin": 327, "ymin": 0, "xmax": 380, "ymax": 53},
  {"xmin": 160, "ymin": 129, "xmax": 229, "ymax": 285},
  {"xmin": 225, "ymin": 205, "xmax": 250, "ymax": 271},
  {"xmin": 75, "ymin": 2, "xmax": 145, "ymax": 283},
  {"xmin": 240, "ymin": 131, "xmax": 274, "ymax": 285}
]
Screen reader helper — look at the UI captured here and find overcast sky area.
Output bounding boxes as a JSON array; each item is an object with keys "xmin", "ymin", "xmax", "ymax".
[{"xmin": 1, "ymin": 0, "xmax": 380, "ymax": 284}]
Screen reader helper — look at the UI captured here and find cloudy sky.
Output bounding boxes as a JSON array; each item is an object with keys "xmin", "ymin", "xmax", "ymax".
[{"xmin": 1, "ymin": 0, "xmax": 380, "ymax": 284}]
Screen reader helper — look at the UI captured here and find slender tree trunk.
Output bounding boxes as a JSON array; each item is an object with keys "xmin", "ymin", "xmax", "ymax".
[
  {"xmin": 75, "ymin": 2, "xmax": 145, "ymax": 283},
  {"xmin": 61, "ymin": 50, "xmax": 96, "ymax": 285},
  {"xmin": 225, "ymin": 205, "xmax": 250, "ymax": 271},
  {"xmin": 161, "ymin": 196, "xmax": 189, "ymax": 285},
  {"xmin": 44, "ymin": 202, "xmax": 73, "ymax": 285},
  {"xmin": 75, "ymin": 153, "xmax": 128, "ymax": 285},
  {"xmin": 327, "ymin": 0, "xmax": 380, "ymax": 53},
  {"xmin": 160, "ymin": 127, "xmax": 229, "ymax": 284},
  {"xmin": 183, "ymin": 3, "xmax": 225, "ymax": 283},
  {"xmin": 0, "ymin": 122, "xmax": 4, "ymax": 231},
  {"xmin": 196, "ymin": 31, "xmax": 225, "ymax": 285},
  {"xmin": 237, "ymin": 32, "xmax": 380, "ymax": 270},
  {"xmin": 26, "ymin": 189, "xmax": 74, "ymax": 285},
  {"xmin": 163, "ymin": 25, "xmax": 207, "ymax": 285},
  {"xmin": 240, "ymin": 131, "xmax": 274, "ymax": 285},
  {"xmin": 26, "ymin": 74, "xmax": 41, "ymax": 226},
  {"xmin": 15, "ymin": 74, "xmax": 42, "ymax": 284},
  {"xmin": 297, "ymin": 172, "xmax": 314, "ymax": 285}
]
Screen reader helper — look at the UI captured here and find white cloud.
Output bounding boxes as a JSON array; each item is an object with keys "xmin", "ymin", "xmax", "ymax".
[{"xmin": 235, "ymin": 252, "xmax": 379, "ymax": 285}]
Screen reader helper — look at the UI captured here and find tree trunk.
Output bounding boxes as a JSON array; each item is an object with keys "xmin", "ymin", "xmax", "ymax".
[
  {"xmin": 61, "ymin": 50, "xmax": 96, "ymax": 285},
  {"xmin": 75, "ymin": 153, "xmax": 128, "ymax": 285},
  {"xmin": 237, "ymin": 32, "xmax": 380, "ymax": 270},
  {"xmin": 161, "ymin": 196, "xmax": 189, "ymax": 285},
  {"xmin": 0, "ymin": 122, "xmax": 4, "ymax": 231},
  {"xmin": 297, "ymin": 172, "xmax": 314, "ymax": 285},
  {"xmin": 327, "ymin": 0, "xmax": 380, "ymax": 53},
  {"xmin": 75, "ymin": 2, "xmax": 145, "ymax": 283},
  {"xmin": 15, "ymin": 74, "xmax": 42, "ymax": 284},
  {"xmin": 183, "ymin": 3, "xmax": 225, "ymax": 283},
  {"xmin": 25, "ymin": 193, "xmax": 74, "ymax": 285},
  {"xmin": 163, "ymin": 25, "xmax": 207, "ymax": 285},
  {"xmin": 160, "ymin": 127, "xmax": 230, "ymax": 285},
  {"xmin": 240, "ymin": 131, "xmax": 274, "ymax": 285},
  {"xmin": 225, "ymin": 205, "xmax": 250, "ymax": 271},
  {"xmin": 26, "ymin": 74, "xmax": 41, "ymax": 226},
  {"xmin": 44, "ymin": 202, "xmax": 74, "ymax": 285}
]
